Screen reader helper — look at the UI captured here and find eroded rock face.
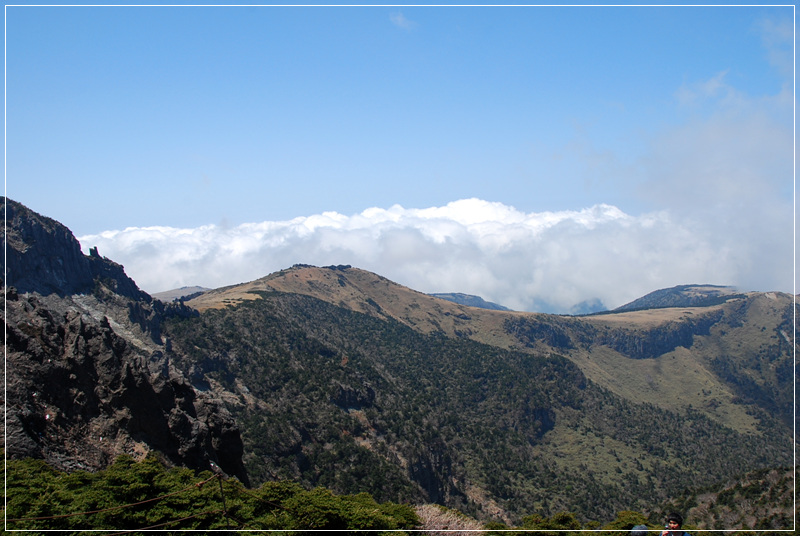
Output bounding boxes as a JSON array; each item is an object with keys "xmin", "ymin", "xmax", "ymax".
[
  {"xmin": 4, "ymin": 199, "xmax": 94, "ymax": 296},
  {"xmin": 4, "ymin": 198, "xmax": 150, "ymax": 302},
  {"xmin": 2, "ymin": 197, "xmax": 248, "ymax": 484},
  {"xmin": 3, "ymin": 286, "xmax": 248, "ymax": 483}
]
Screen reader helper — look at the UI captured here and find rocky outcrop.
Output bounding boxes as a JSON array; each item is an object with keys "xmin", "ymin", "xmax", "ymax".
[
  {"xmin": 504, "ymin": 316, "xmax": 577, "ymax": 350},
  {"xmin": 4, "ymin": 199, "xmax": 95, "ymax": 296},
  {"xmin": 3, "ymin": 198, "xmax": 148, "ymax": 302},
  {"xmin": 2, "ymin": 198, "xmax": 248, "ymax": 483},
  {"xmin": 3, "ymin": 282, "xmax": 248, "ymax": 483},
  {"xmin": 596, "ymin": 310, "xmax": 723, "ymax": 359}
]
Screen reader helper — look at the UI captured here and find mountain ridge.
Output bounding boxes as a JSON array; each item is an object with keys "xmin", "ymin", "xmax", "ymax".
[
  {"xmin": 613, "ymin": 284, "xmax": 746, "ymax": 312},
  {"xmin": 184, "ymin": 264, "xmax": 794, "ymax": 436}
]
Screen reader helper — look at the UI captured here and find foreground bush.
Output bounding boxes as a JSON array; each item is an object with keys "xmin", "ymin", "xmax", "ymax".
[{"xmin": 4, "ymin": 455, "xmax": 418, "ymax": 533}]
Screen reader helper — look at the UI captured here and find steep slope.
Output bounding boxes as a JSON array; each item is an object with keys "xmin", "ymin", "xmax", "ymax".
[
  {"xmin": 577, "ymin": 292, "xmax": 795, "ymax": 433},
  {"xmin": 5, "ymin": 197, "xmax": 149, "ymax": 301},
  {"xmin": 3, "ymin": 198, "xmax": 248, "ymax": 482}
]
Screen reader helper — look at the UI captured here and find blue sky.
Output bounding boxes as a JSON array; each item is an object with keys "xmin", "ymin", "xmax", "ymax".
[{"xmin": 5, "ymin": 5, "xmax": 795, "ymax": 312}]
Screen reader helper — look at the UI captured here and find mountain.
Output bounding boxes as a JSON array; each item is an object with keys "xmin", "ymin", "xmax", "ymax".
[
  {"xmin": 613, "ymin": 284, "xmax": 745, "ymax": 312},
  {"xmin": 170, "ymin": 289, "xmax": 789, "ymax": 522},
  {"xmin": 152, "ymin": 286, "xmax": 211, "ymax": 302},
  {"xmin": 4, "ymin": 198, "xmax": 795, "ymax": 527},
  {"xmin": 3, "ymin": 198, "xmax": 248, "ymax": 482},
  {"xmin": 429, "ymin": 293, "xmax": 511, "ymax": 311}
]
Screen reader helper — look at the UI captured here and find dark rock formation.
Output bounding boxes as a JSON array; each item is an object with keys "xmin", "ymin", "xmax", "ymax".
[
  {"xmin": 597, "ymin": 310, "xmax": 723, "ymax": 359},
  {"xmin": 3, "ymin": 198, "xmax": 148, "ymax": 302},
  {"xmin": 2, "ymin": 197, "xmax": 248, "ymax": 483},
  {"xmin": 504, "ymin": 316, "xmax": 576, "ymax": 349},
  {"xmin": 4, "ymin": 199, "xmax": 95, "ymax": 296}
]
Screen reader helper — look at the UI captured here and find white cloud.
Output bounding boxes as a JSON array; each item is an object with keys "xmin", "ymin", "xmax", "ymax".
[
  {"xmin": 675, "ymin": 70, "xmax": 737, "ymax": 107},
  {"xmin": 78, "ymin": 197, "xmax": 786, "ymax": 314},
  {"xmin": 641, "ymin": 66, "xmax": 794, "ymax": 302},
  {"xmin": 390, "ymin": 11, "xmax": 416, "ymax": 31},
  {"xmin": 756, "ymin": 16, "xmax": 794, "ymax": 79}
]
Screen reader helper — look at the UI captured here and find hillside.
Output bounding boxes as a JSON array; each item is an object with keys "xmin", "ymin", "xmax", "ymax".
[
  {"xmin": 178, "ymin": 265, "xmax": 794, "ymax": 521},
  {"xmin": 659, "ymin": 466, "xmax": 795, "ymax": 531},
  {"xmin": 185, "ymin": 264, "xmax": 795, "ymax": 437}
]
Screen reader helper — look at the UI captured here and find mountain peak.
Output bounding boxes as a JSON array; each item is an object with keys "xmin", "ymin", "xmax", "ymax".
[
  {"xmin": 3, "ymin": 197, "xmax": 149, "ymax": 301},
  {"xmin": 186, "ymin": 263, "xmax": 425, "ymax": 316},
  {"xmin": 429, "ymin": 292, "xmax": 511, "ymax": 311},
  {"xmin": 613, "ymin": 284, "xmax": 744, "ymax": 312},
  {"xmin": 4, "ymin": 197, "xmax": 94, "ymax": 296}
]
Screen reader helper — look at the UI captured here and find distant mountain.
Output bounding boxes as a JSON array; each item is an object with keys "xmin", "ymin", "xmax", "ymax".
[
  {"xmin": 152, "ymin": 286, "xmax": 211, "ymax": 302},
  {"xmin": 568, "ymin": 297, "xmax": 606, "ymax": 315},
  {"xmin": 429, "ymin": 292, "xmax": 511, "ymax": 311},
  {"xmin": 613, "ymin": 284, "xmax": 744, "ymax": 312}
]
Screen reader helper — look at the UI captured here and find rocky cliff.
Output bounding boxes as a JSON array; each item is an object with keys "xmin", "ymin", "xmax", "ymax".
[{"xmin": 2, "ymin": 198, "xmax": 248, "ymax": 483}]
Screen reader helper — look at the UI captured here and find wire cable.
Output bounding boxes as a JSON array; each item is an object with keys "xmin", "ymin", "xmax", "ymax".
[
  {"xmin": 6, "ymin": 474, "xmax": 218, "ymax": 522},
  {"xmin": 102, "ymin": 507, "xmax": 225, "ymax": 535}
]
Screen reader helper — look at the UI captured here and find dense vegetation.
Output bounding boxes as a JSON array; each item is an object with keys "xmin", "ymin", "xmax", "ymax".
[
  {"xmin": 4, "ymin": 454, "xmax": 419, "ymax": 532},
  {"xmin": 162, "ymin": 291, "xmax": 791, "ymax": 522},
  {"xmin": 659, "ymin": 466, "xmax": 795, "ymax": 531}
]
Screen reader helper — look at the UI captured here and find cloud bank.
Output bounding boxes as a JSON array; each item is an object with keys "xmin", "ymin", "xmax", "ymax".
[
  {"xmin": 78, "ymin": 197, "xmax": 792, "ymax": 314},
  {"xmin": 77, "ymin": 16, "xmax": 794, "ymax": 314}
]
